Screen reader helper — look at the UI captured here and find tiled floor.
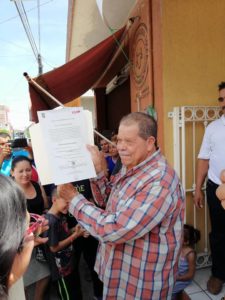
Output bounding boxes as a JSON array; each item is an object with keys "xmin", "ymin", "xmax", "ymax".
[
  {"xmin": 27, "ymin": 264, "xmax": 225, "ymax": 300},
  {"xmin": 186, "ymin": 267, "xmax": 225, "ymax": 299}
]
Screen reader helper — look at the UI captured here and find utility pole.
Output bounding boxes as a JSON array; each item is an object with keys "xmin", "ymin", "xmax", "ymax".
[
  {"xmin": 11, "ymin": 0, "xmax": 43, "ymax": 75},
  {"xmin": 38, "ymin": 54, "xmax": 43, "ymax": 75}
]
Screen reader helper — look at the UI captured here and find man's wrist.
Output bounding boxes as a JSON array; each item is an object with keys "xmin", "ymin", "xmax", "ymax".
[
  {"xmin": 69, "ymin": 193, "xmax": 86, "ymax": 218},
  {"xmin": 95, "ymin": 164, "xmax": 103, "ymax": 173},
  {"xmin": 195, "ymin": 182, "xmax": 202, "ymax": 190}
]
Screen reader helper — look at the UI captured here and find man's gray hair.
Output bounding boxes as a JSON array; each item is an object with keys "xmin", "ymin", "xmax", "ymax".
[{"xmin": 119, "ymin": 112, "xmax": 157, "ymax": 141}]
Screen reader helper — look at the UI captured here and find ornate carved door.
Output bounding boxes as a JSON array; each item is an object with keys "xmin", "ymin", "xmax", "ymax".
[{"xmin": 129, "ymin": 0, "xmax": 153, "ymax": 112}]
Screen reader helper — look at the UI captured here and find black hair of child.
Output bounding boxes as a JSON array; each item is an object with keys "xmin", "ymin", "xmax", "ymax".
[{"xmin": 183, "ymin": 224, "xmax": 201, "ymax": 247}]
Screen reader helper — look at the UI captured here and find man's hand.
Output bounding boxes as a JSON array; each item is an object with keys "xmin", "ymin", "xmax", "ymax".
[
  {"xmin": 70, "ymin": 224, "xmax": 87, "ymax": 241},
  {"xmin": 87, "ymin": 144, "xmax": 107, "ymax": 174},
  {"xmin": 74, "ymin": 224, "xmax": 85, "ymax": 237},
  {"xmin": 193, "ymin": 189, "xmax": 204, "ymax": 209},
  {"xmin": 57, "ymin": 183, "xmax": 78, "ymax": 202},
  {"xmin": 194, "ymin": 159, "xmax": 208, "ymax": 209},
  {"xmin": 0, "ymin": 143, "xmax": 11, "ymax": 161}
]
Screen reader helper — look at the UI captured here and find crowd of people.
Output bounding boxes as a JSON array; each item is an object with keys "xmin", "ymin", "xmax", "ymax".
[{"xmin": 0, "ymin": 85, "xmax": 225, "ymax": 300}]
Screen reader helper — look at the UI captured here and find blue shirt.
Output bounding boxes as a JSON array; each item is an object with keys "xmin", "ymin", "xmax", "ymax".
[{"xmin": 0, "ymin": 148, "xmax": 30, "ymax": 176}]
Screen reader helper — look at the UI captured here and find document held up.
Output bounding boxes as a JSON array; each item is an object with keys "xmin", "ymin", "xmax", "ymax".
[{"xmin": 30, "ymin": 107, "xmax": 96, "ymax": 185}]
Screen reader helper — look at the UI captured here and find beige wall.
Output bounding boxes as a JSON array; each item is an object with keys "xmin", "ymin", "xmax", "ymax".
[
  {"xmin": 80, "ymin": 96, "xmax": 96, "ymax": 127},
  {"xmin": 67, "ymin": 0, "xmax": 136, "ymax": 60},
  {"xmin": 162, "ymin": 0, "xmax": 225, "ymax": 164},
  {"xmin": 162, "ymin": 0, "xmax": 225, "ymax": 251}
]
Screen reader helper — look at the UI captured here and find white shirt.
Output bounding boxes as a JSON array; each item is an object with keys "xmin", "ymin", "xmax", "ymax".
[{"xmin": 198, "ymin": 115, "xmax": 225, "ymax": 184}]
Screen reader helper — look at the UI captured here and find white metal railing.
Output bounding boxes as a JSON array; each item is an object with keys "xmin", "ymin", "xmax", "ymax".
[{"xmin": 171, "ymin": 106, "xmax": 222, "ymax": 268}]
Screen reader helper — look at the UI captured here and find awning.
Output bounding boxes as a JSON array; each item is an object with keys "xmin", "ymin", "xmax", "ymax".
[{"xmin": 28, "ymin": 27, "xmax": 126, "ymax": 122}]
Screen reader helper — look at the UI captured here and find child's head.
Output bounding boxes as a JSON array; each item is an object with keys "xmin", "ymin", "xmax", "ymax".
[
  {"xmin": 51, "ymin": 187, "xmax": 70, "ymax": 214},
  {"xmin": 183, "ymin": 224, "xmax": 201, "ymax": 247}
]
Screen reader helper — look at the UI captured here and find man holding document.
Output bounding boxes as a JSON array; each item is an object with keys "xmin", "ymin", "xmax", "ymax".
[{"xmin": 57, "ymin": 112, "xmax": 184, "ymax": 300}]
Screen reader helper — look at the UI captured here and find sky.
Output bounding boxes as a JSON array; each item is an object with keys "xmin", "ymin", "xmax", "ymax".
[{"xmin": 0, "ymin": 0, "xmax": 68, "ymax": 130}]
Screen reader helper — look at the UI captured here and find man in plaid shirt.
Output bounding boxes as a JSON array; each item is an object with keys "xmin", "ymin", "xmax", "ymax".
[{"xmin": 58, "ymin": 112, "xmax": 185, "ymax": 299}]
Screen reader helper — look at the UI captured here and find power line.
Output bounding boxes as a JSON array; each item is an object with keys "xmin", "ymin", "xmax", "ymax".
[
  {"xmin": 0, "ymin": 34, "xmax": 57, "ymax": 69},
  {"xmin": 37, "ymin": 0, "xmax": 42, "ymax": 74},
  {"xmin": 37, "ymin": 0, "xmax": 41, "ymax": 53},
  {"xmin": 2, "ymin": 61, "xmax": 37, "ymax": 98},
  {"xmin": 0, "ymin": 0, "xmax": 53, "ymax": 25},
  {"xmin": 13, "ymin": 0, "xmax": 43, "ymax": 75},
  {"xmin": 4, "ymin": 0, "xmax": 62, "ymax": 74},
  {"xmin": 0, "ymin": 54, "xmax": 33, "ymax": 58},
  {"xmin": 0, "ymin": 37, "xmax": 32, "ymax": 53},
  {"xmin": 41, "ymin": 56, "xmax": 57, "ymax": 69},
  {"xmin": 14, "ymin": 1, "xmax": 39, "ymax": 59}
]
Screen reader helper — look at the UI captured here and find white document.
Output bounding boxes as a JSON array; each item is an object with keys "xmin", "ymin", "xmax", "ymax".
[
  {"xmin": 29, "ymin": 123, "xmax": 53, "ymax": 185},
  {"xmin": 83, "ymin": 110, "xmax": 94, "ymax": 145},
  {"xmin": 30, "ymin": 107, "xmax": 96, "ymax": 185}
]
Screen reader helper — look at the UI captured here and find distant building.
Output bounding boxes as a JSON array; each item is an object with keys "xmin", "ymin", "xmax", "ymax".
[{"xmin": 0, "ymin": 105, "xmax": 12, "ymax": 132}]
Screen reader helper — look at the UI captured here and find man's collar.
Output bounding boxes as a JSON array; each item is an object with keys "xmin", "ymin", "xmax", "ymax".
[{"xmin": 121, "ymin": 148, "xmax": 161, "ymax": 176}]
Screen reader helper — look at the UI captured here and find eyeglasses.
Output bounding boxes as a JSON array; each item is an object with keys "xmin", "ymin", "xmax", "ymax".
[
  {"xmin": 218, "ymin": 97, "xmax": 225, "ymax": 102},
  {"xmin": 18, "ymin": 213, "xmax": 45, "ymax": 253}
]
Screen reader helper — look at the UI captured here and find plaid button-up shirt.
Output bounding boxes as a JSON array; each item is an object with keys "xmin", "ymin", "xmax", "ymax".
[{"xmin": 69, "ymin": 150, "xmax": 185, "ymax": 299}]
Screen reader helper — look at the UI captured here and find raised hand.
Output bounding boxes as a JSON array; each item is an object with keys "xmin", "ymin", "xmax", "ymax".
[
  {"xmin": 87, "ymin": 145, "xmax": 105, "ymax": 174},
  {"xmin": 57, "ymin": 183, "xmax": 78, "ymax": 202},
  {"xmin": 193, "ymin": 189, "xmax": 204, "ymax": 209}
]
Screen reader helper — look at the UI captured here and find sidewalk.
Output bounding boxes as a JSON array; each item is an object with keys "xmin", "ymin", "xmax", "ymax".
[
  {"xmin": 186, "ymin": 267, "xmax": 225, "ymax": 299},
  {"xmin": 26, "ymin": 254, "xmax": 94, "ymax": 300}
]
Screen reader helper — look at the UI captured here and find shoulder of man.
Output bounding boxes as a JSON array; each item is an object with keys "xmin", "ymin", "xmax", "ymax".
[{"xmin": 206, "ymin": 117, "xmax": 222, "ymax": 129}]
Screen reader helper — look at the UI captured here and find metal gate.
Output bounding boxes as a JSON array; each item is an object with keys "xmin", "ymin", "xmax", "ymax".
[{"xmin": 171, "ymin": 106, "xmax": 222, "ymax": 268}]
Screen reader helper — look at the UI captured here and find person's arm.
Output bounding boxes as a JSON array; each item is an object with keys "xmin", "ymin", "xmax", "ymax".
[
  {"xmin": 90, "ymin": 173, "xmax": 111, "ymax": 208},
  {"xmin": 193, "ymin": 159, "xmax": 209, "ymax": 208},
  {"xmin": 87, "ymin": 145, "xmax": 114, "ymax": 207},
  {"xmin": 194, "ymin": 124, "xmax": 212, "ymax": 208},
  {"xmin": 58, "ymin": 179, "xmax": 183, "ymax": 244},
  {"xmin": 0, "ymin": 153, "xmax": 4, "ymax": 169},
  {"xmin": 0, "ymin": 144, "xmax": 11, "ymax": 170},
  {"xmin": 50, "ymin": 224, "xmax": 84, "ymax": 253},
  {"xmin": 177, "ymin": 251, "xmax": 196, "ymax": 281}
]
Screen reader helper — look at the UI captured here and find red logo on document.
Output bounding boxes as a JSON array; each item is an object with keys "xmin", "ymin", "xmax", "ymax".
[{"xmin": 72, "ymin": 110, "xmax": 80, "ymax": 114}]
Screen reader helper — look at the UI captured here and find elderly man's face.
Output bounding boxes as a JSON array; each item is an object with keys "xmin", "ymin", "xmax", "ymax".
[{"xmin": 117, "ymin": 123, "xmax": 155, "ymax": 170}]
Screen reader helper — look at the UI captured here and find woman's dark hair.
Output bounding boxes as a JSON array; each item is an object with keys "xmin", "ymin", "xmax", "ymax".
[
  {"xmin": 11, "ymin": 155, "xmax": 32, "ymax": 171},
  {"xmin": 0, "ymin": 175, "xmax": 27, "ymax": 299},
  {"xmin": 218, "ymin": 82, "xmax": 225, "ymax": 91},
  {"xmin": 183, "ymin": 224, "xmax": 201, "ymax": 247}
]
